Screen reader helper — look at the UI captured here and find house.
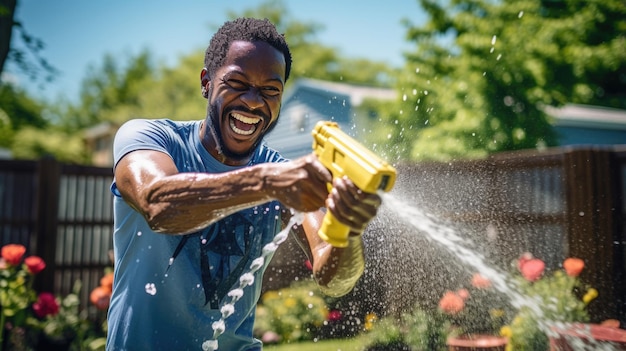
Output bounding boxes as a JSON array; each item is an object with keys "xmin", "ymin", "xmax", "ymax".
[
  {"xmin": 263, "ymin": 78, "xmax": 397, "ymax": 159},
  {"xmin": 84, "ymin": 122, "xmax": 117, "ymax": 167},
  {"xmin": 546, "ymin": 104, "xmax": 626, "ymax": 146}
]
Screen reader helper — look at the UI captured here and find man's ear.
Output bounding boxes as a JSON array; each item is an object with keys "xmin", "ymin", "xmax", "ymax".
[{"xmin": 200, "ymin": 68, "xmax": 210, "ymax": 99}]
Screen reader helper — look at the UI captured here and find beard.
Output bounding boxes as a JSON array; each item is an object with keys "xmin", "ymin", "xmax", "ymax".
[{"xmin": 206, "ymin": 98, "xmax": 280, "ymax": 163}]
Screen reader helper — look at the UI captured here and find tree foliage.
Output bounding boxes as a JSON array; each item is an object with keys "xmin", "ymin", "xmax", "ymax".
[
  {"xmin": 377, "ymin": 0, "xmax": 626, "ymax": 162},
  {"xmin": 231, "ymin": 0, "xmax": 395, "ymax": 86},
  {"xmin": 55, "ymin": 0, "xmax": 396, "ymax": 144},
  {"xmin": 1, "ymin": 0, "xmax": 58, "ymax": 82}
]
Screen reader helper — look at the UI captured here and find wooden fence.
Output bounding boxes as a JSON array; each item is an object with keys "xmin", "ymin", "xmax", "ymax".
[
  {"xmin": 0, "ymin": 157, "xmax": 114, "ymax": 318},
  {"xmin": 0, "ymin": 145, "xmax": 624, "ymax": 323}
]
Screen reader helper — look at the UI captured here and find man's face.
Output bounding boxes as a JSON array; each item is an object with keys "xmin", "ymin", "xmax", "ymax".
[{"xmin": 206, "ymin": 40, "xmax": 286, "ymax": 162}]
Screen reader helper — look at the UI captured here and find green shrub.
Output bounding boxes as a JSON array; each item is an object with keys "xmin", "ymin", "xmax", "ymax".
[
  {"xmin": 254, "ymin": 280, "xmax": 329, "ymax": 343},
  {"xmin": 363, "ymin": 305, "xmax": 449, "ymax": 351}
]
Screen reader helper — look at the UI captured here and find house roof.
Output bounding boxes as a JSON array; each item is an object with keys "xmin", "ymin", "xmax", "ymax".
[
  {"xmin": 285, "ymin": 78, "xmax": 397, "ymax": 106},
  {"xmin": 546, "ymin": 104, "xmax": 626, "ymax": 131}
]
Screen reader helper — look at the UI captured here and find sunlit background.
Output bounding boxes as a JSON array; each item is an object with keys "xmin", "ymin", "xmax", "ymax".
[{"xmin": 1, "ymin": 1, "xmax": 625, "ymax": 350}]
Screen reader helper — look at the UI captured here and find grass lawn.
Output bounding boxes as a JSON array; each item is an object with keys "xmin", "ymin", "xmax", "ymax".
[{"xmin": 264, "ymin": 338, "xmax": 365, "ymax": 351}]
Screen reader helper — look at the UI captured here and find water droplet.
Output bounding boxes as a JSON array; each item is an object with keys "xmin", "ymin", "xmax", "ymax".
[
  {"xmin": 202, "ymin": 340, "xmax": 218, "ymax": 351},
  {"xmin": 579, "ymin": 211, "xmax": 585, "ymax": 217},
  {"xmin": 491, "ymin": 35, "xmax": 497, "ymax": 45},
  {"xmin": 228, "ymin": 288, "xmax": 244, "ymax": 300},
  {"xmin": 262, "ymin": 243, "xmax": 278, "ymax": 255},
  {"xmin": 137, "ymin": 231, "xmax": 142, "ymax": 236},
  {"xmin": 168, "ymin": 257, "xmax": 174, "ymax": 265},
  {"xmin": 145, "ymin": 283, "xmax": 157, "ymax": 295},
  {"xmin": 518, "ymin": 11, "xmax": 524, "ymax": 18},
  {"xmin": 220, "ymin": 304, "xmax": 235, "ymax": 319},
  {"xmin": 239, "ymin": 273, "xmax": 255, "ymax": 286},
  {"xmin": 249, "ymin": 257, "xmax": 265, "ymax": 273}
]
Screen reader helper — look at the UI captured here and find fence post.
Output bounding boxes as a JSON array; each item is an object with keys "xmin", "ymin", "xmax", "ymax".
[
  {"xmin": 564, "ymin": 148, "xmax": 622, "ymax": 322},
  {"xmin": 33, "ymin": 156, "xmax": 61, "ymax": 293}
]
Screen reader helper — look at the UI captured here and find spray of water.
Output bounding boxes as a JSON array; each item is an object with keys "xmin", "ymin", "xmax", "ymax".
[
  {"xmin": 381, "ymin": 192, "xmax": 542, "ymax": 315},
  {"xmin": 201, "ymin": 211, "xmax": 305, "ymax": 351},
  {"xmin": 380, "ymin": 192, "xmax": 622, "ymax": 351}
]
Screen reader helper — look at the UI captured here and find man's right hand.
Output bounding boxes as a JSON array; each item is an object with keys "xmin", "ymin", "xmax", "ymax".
[{"xmin": 261, "ymin": 153, "xmax": 332, "ymax": 213}]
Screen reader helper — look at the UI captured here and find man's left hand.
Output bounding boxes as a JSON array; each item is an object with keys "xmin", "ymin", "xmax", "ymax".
[{"xmin": 325, "ymin": 176, "xmax": 382, "ymax": 235}]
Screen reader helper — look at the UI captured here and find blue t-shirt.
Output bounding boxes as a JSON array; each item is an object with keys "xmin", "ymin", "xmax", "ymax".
[{"xmin": 107, "ymin": 119, "xmax": 287, "ymax": 351}]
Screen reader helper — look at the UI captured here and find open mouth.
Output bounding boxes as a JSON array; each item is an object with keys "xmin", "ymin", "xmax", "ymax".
[{"xmin": 229, "ymin": 112, "xmax": 262, "ymax": 136}]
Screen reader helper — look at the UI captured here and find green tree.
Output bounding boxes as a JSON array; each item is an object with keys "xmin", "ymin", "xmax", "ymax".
[
  {"xmin": 231, "ymin": 0, "xmax": 395, "ymax": 86},
  {"xmin": 1, "ymin": 0, "xmax": 57, "ymax": 82},
  {"xmin": 61, "ymin": 0, "xmax": 396, "ymax": 134},
  {"xmin": 59, "ymin": 49, "xmax": 157, "ymax": 130},
  {"xmin": 380, "ymin": 0, "xmax": 626, "ymax": 162},
  {"xmin": 0, "ymin": 83, "xmax": 45, "ymax": 148}
]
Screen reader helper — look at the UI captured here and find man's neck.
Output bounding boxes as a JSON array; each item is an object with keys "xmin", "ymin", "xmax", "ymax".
[{"xmin": 199, "ymin": 120, "xmax": 252, "ymax": 167}]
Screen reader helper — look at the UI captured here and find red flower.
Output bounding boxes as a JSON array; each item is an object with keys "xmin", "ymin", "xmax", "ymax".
[
  {"xmin": 471, "ymin": 273, "xmax": 492, "ymax": 289},
  {"xmin": 1, "ymin": 244, "xmax": 26, "ymax": 266},
  {"xmin": 563, "ymin": 257, "xmax": 584, "ymax": 277},
  {"xmin": 439, "ymin": 291, "xmax": 465, "ymax": 315},
  {"xmin": 327, "ymin": 309, "xmax": 342, "ymax": 322},
  {"xmin": 519, "ymin": 258, "xmax": 545, "ymax": 282},
  {"xmin": 90, "ymin": 286, "xmax": 112, "ymax": 310},
  {"xmin": 24, "ymin": 256, "xmax": 46, "ymax": 275},
  {"xmin": 33, "ymin": 292, "xmax": 60, "ymax": 318}
]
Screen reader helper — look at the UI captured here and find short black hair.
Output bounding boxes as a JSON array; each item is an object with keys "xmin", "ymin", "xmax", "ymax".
[{"xmin": 204, "ymin": 17, "xmax": 292, "ymax": 82}]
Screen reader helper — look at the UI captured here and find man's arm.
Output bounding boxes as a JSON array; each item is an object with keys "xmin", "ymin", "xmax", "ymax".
[
  {"xmin": 289, "ymin": 176, "xmax": 381, "ymax": 297},
  {"xmin": 114, "ymin": 149, "xmax": 332, "ymax": 235}
]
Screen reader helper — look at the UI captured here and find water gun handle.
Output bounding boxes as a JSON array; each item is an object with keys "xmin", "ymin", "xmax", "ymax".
[
  {"xmin": 319, "ymin": 212, "xmax": 351, "ymax": 247},
  {"xmin": 311, "ymin": 121, "xmax": 397, "ymax": 248}
]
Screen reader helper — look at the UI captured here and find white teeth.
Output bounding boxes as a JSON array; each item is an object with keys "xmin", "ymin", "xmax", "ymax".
[
  {"xmin": 231, "ymin": 113, "xmax": 261, "ymax": 125},
  {"xmin": 230, "ymin": 113, "xmax": 260, "ymax": 136}
]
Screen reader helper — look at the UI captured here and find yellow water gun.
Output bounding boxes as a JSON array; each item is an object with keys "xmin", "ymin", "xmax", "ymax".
[{"xmin": 312, "ymin": 121, "xmax": 397, "ymax": 247}]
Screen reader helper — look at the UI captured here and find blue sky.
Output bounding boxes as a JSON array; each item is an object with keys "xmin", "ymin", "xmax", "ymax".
[{"xmin": 8, "ymin": 0, "xmax": 424, "ymax": 103}]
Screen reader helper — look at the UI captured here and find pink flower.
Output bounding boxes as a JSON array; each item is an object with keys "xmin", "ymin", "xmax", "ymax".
[
  {"xmin": 457, "ymin": 288, "xmax": 470, "ymax": 300},
  {"xmin": 1, "ymin": 244, "xmax": 26, "ymax": 266},
  {"xmin": 519, "ymin": 258, "xmax": 545, "ymax": 282},
  {"xmin": 471, "ymin": 273, "xmax": 492, "ymax": 289},
  {"xmin": 327, "ymin": 309, "xmax": 342, "ymax": 322},
  {"xmin": 33, "ymin": 292, "xmax": 60, "ymax": 318},
  {"xmin": 24, "ymin": 256, "xmax": 46, "ymax": 275},
  {"xmin": 517, "ymin": 252, "xmax": 534, "ymax": 271},
  {"xmin": 439, "ymin": 291, "xmax": 465, "ymax": 315}
]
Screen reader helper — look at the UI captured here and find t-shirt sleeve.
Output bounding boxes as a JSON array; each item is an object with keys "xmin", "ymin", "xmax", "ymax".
[{"xmin": 112, "ymin": 119, "xmax": 173, "ymax": 170}]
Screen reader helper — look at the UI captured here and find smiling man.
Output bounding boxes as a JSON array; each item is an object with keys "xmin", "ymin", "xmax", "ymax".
[{"xmin": 106, "ymin": 18, "xmax": 381, "ymax": 351}]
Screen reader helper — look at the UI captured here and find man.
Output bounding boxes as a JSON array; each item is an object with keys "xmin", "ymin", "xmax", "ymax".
[{"xmin": 107, "ymin": 17, "xmax": 381, "ymax": 350}]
